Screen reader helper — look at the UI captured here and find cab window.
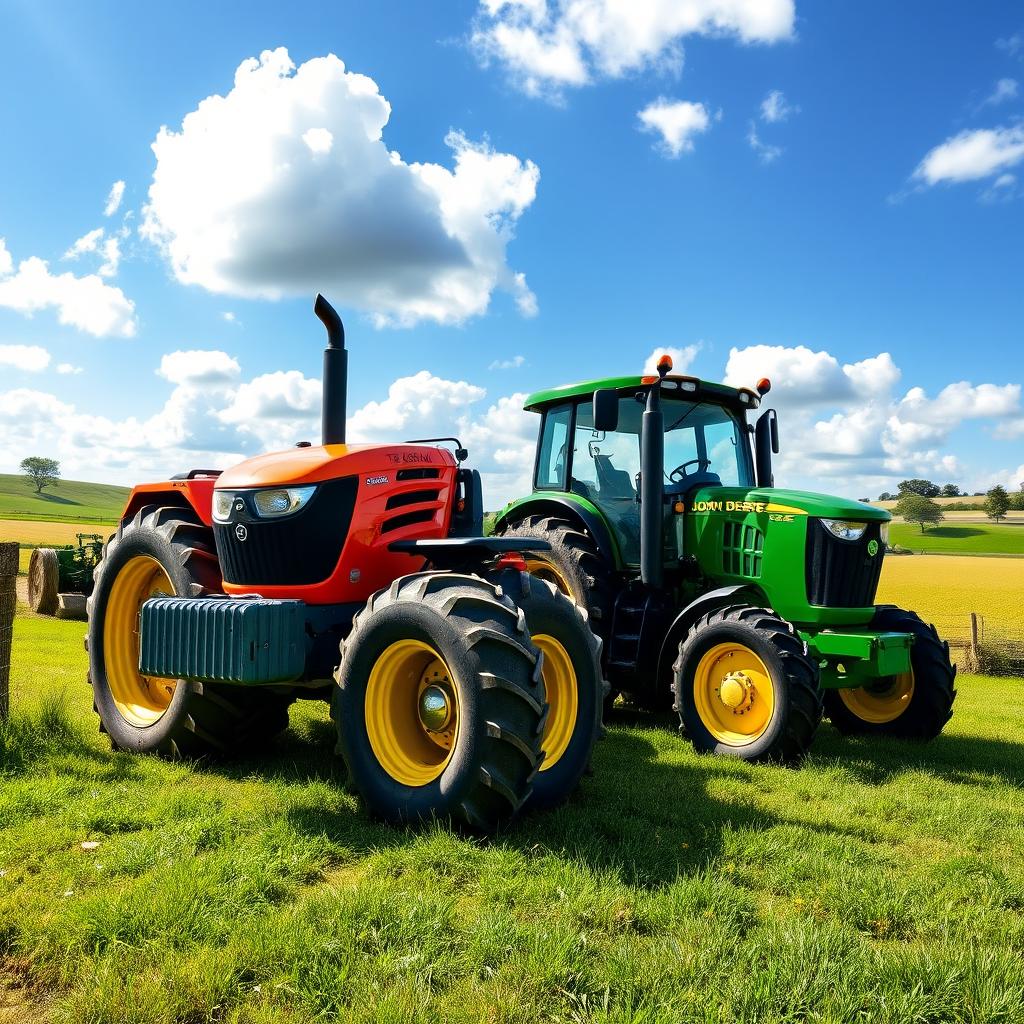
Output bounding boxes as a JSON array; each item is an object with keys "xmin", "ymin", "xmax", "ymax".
[{"xmin": 535, "ymin": 403, "xmax": 571, "ymax": 490}]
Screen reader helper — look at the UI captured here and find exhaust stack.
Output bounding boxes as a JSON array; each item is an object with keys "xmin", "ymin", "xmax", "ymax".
[{"xmin": 315, "ymin": 293, "xmax": 347, "ymax": 446}]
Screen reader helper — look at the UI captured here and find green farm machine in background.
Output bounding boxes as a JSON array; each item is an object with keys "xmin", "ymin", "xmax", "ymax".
[
  {"xmin": 496, "ymin": 355, "xmax": 957, "ymax": 763},
  {"xmin": 27, "ymin": 533, "xmax": 104, "ymax": 619}
]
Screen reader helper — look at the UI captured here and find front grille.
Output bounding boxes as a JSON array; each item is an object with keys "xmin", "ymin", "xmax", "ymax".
[
  {"xmin": 723, "ymin": 521, "xmax": 764, "ymax": 578},
  {"xmin": 214, "ymin": 476, "xmax": 358, "ymax": 587},
  {"xmin": 805, "ymin": 519, "xmax": 884, "ymax": 608}
]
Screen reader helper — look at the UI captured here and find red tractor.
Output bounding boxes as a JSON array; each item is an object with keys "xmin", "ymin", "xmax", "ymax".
[{"xmin": 86, "ymin": 297, "xmax": 603, "ymax": 832}]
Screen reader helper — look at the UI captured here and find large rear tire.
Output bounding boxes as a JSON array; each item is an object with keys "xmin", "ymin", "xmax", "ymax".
[
  {"xmin": 492, "ymin": 569, "xmax": 605, "ymax": 810},
  {"xmin": 27, "ymin": 547, "xmax": 59, "ymax": 615},
  {"xmin": 332, "ymin": 573, "xmax": 546, "ymax": 832},
  {"xmin": 673, "ymin": 605, "xmax": 822, "ymax": 765},
  {"xmin": 87, "ymin": 506, "xmax": 292, "ymax": 757},
  {"xmin": 824, "ymin": 606, "xmax": 956, "ymax": 740},
  {"xmin": 496, "ymin": 516, "xmax": 614, "ymax": 641}
]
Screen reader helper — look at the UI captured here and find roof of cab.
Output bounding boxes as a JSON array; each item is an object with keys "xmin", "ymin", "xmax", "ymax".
[{"xmin": 523, "ymin": 375, "xmax": 757, "ymax": 412}]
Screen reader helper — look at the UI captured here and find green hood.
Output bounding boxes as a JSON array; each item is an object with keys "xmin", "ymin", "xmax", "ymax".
[{"xmin": 689, "ymin": 485, "xmax": 891, "ymax": 522}]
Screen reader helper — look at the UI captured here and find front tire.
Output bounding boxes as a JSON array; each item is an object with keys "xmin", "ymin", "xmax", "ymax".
[
  {"xmin": 824, "ymin": 606, "xmax": 957, "ymax": 740},
  {"xmin": 673, "ymin": 605, "xmax": 822, "ymax": 764},
  {"xmin": 332, "ymin": 573, "xmax": 546, "ymax": 832},
  {"xmin": 87, "ymin": 506, "xmax": 292, "ymax": 757}
]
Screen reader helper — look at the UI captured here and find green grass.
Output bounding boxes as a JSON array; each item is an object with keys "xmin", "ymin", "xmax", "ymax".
[
  {"xmin": 889, "ymin": 520, "xmax": 1024, "ymax": 555},
  {"xmin": 0, "ymin": 473, "xmax": 128, "ymax": 523},
  {"xmin": 3, "ymin": 606, "xmax": 1024, "ymax": 1022}
]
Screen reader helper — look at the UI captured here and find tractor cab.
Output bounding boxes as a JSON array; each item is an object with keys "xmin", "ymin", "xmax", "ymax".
[{"xmin": 526, "ymin": 368, "xmax": 761, "ymax": 567}]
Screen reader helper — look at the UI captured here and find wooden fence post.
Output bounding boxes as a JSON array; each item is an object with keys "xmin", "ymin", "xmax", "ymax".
[
  {"xmin": 0, "ymin": 542, "xmax": 17, "ymax": 721},
  {"xmin": 969, "ymin": 611, "xmax": 980, "ymax": 674}
]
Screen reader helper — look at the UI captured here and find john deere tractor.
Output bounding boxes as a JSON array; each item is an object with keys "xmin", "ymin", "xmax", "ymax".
[
  {"xmin": 86, "ymin": 296, "xmax": 602, "ymax": 832},
  {"xmin": 496, "ymin": 356, "xmax": 956, "ymax": 763}
]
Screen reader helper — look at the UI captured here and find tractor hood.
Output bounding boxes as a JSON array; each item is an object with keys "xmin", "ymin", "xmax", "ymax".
[{"xmin": 686, "ymin": 485, "xmax": 891, "ymax": 522}]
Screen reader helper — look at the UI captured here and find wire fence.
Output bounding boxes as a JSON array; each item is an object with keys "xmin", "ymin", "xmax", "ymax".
[{"xmin": 926, "ymin": 613, "xmax": 1024, "ymax": 677}]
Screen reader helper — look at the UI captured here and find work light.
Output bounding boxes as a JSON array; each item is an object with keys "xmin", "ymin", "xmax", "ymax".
[
  {"xmin": 819, "ymin": 518, "xmax": 867, "ymax": 542},
  {"xmin": 212, "ymin": 490, "xmax": 234, "ymax": 523}
]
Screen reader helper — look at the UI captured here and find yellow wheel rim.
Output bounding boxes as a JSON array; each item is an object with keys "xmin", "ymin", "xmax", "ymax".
[
  {"xmin": 102, "ymin": 555, "xmax": 178, "ymax": 727},
  {"xmin": 524, "ymin": 557, "xmax": 575, "ymax": 599},
  {"xmin": 534, "ymin": 633, "xmax": 578, "ymax": 771},
  {"xmin": 838, "ymin": 671, "xmax": 915, "ymax": 724},
  {"xmin": 364, "ymin": 640, "xmax": 460, "ymax": 787},
  {"xmin": 693, "ymin": 642, "xmax": 775, "ymax": 746}
]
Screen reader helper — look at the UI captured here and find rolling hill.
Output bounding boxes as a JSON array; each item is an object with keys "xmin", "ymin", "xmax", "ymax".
[{"xmin": 0, "ymin": 473, "xmax": 129, "ymax": 523}]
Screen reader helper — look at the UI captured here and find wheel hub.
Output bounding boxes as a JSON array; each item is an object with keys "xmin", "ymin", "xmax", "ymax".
[
  {"xmin": 717, "ymin": 671, "xmax": 755, "ymax": 713},
  {"xmin": 418, "ymin": 683, "xmax": 454, "ymax": 733}
]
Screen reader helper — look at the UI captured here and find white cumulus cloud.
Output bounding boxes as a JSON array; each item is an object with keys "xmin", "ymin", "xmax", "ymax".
[
  {"xmin": 56, "ymin": 363, "xmax": 84, "ymax": 375},
  {"xmin": 0, "ymin": 248, "xmax": 136, "ymax": 338},
  {"xmin": 158, "ymin": 350, "xmax": 241, "ymax": 386},
  {"xmin": 489, "ymin": 354, "xmax": 526, "ymax": 370},
  {"xmin": 913, "ymin": 124, "xmax": 1024, "ymax": 185},
  {"xmin": 141, "ymin": 48, "xmax": 540, "ymax": 327},
  {"xmin": 0, "ymin": 344, "xmax": 50, "ymax": 372},
  {"xmin": 637, "ymin": 99, "xmax": 712, "ymax": 157},
  {"xmin": 981, "ymin": 77, "xmax": 1019, "ymax": 108},
  {"xmin": 63, "ymin": 228, "xmax": 105, "ymax": 261},
  {"xmin": 472, "ymin": 0, "xmax": 795, "ymax": 97},
  {"xmin": 643, "ymin": 344, "xmax": 702, "ymax": 374}
]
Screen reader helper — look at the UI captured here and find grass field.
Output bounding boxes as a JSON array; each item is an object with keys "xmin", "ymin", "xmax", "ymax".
[
  {"xmin": 0, "ymin": 474, "xmax": 127, "ymax": 524},
  {"xmin": 888, "ymin": 521, "xmax": 1024, "ymax": 555},
  {"xmin": 2, "ymin": 605, "xmax": 1024, "ymax": 1022}
]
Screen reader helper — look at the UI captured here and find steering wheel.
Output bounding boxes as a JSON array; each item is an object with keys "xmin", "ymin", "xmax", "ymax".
[{"xmin": 668, "ymin": 458, "xmax": 711, "ymax": 483}]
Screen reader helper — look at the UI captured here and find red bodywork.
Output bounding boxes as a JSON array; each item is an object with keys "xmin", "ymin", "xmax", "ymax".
[{"xmin": 119, "ymin": 443, "xmax": 458, "ymax": 605}]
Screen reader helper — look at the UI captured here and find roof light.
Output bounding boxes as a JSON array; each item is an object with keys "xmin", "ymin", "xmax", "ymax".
[
  {"xmin": 657, "ymin": 353, "xmax": 674, "ymax": 373},
  {"xmin": 757, "ymin": 377, "xmax": 772, "ymax": 396}
]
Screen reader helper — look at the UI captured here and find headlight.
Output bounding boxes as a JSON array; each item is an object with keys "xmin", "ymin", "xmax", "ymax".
[
  {"xmin": 819, "ymin": 518, "xmax": 867, "ymax": 542},
  {"xmin": 253, "ymin": 485, "xmax": 316, "ymax": 518},
  {"xmin": 212, "ymin": 490, "xmax": 234, "ymax": 523},
  {"xmin": 880, "ymin": 522, "xmax": 890, "ymax": 545}
]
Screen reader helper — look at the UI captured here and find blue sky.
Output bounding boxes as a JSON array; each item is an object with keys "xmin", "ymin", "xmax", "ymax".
[{"xmin": 0, "ymin": 0, "xmax": 1022, "ymax": 504}]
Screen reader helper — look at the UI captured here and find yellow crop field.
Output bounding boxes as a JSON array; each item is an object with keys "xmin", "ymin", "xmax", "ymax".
[
  {"xmin": 878, "ymin": 554, "xmax": 1023, "ymax": 635},
  {"xmin": 0, "ymin": 519, "xmax": 109, "ymax": 547}
]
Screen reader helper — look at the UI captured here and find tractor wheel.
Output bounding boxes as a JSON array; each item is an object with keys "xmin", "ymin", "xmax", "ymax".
[
  {"xmin": 87, "ymin": 506, "xmax": 293, "ymax": 758},
  {"xmin": 824, "ymin": 606, "xmax": 957, "ymax": 740},
  {"xmin": 493, "ymin": 569, "xmax": 605, "ymax": 810},
  {"xmin": 673, "ymin": 605, "xmax": 823, "ymax": 765},
  {"xmin": 332, "ymin": 572, "xmax": 546, "ymax": 832},
  {"xmin": 27, "ymin": 547, "xmax": 59, "ymax": 615},
  {"xmin": 496, "ymin": 516, "xmax": 614, "ymax": 642}
]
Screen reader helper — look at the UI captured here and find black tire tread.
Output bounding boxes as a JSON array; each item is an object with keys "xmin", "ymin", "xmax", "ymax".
[
  {"xmin": 87, "ymin": 505, "xmax": 293, "ymax": 758},
  {"xmin": 673, "ymin": 604, "xmax": 823, "ymax": 765},
  {"xmin": 331, "ymin": 572, "xmax": 546, "ymax": 831}
]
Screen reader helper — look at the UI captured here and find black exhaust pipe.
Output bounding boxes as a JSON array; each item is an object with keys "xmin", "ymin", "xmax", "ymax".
[
  {"xmin": 640, "ymin": 366, "xmax": 668, "ymax": 589},
  {"xmin": 315, "ymin": 293, "xmax": 347, "ymax": 446}
]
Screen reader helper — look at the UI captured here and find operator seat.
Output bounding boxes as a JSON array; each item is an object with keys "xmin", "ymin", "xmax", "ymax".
[{"xmin": 594, "ymin": 455, "xmax": 636, "ymax": 500}]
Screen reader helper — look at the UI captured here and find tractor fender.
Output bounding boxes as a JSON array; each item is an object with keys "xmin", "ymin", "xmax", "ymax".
[
  {"xmin": 493, "ymin": 496, "xmax": 619, "ymax": 569},
  {"xmin": 656, "ymin": 584, "xmax": 765, "ymax": 681},
  {"xmin": 121, "ymin": 479, "xmax": 218, "ymax": 528}
]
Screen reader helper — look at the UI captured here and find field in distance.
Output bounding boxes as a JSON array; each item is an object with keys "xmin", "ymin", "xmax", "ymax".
[
  {"xmin": 887, "ymin": 521, "xmax": 1024, "ymax": 555},
  {"xmin": 877, "ymin": 554, "xmax": 1022, "ymax": 637},
  {"xmin": 0, "ymin": 473, "xmax": 128, "ymax": 524}
]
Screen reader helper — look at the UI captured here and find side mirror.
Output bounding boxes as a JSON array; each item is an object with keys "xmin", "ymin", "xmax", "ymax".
[
  {"xmin": 593, "ymin": 389, "xmax": 619, "ymax": 432},
  {"xmin": 755, "ymin": 408, "xmax": 779, "ymax": 487}
]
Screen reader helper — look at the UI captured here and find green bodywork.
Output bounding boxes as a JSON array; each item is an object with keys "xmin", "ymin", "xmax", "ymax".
[
  {"xmin": 55, "ymin": 533, "xmax": 104, "ymax": 595},
  {"xmin": 501, "ymin": 375, "xmax": 908, "ymax": 689}
]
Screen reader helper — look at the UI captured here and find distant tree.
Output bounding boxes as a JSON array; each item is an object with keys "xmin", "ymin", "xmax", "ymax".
[
  {"xmin": 894, "ymin": 493, "xmax": 944, "ymax": 532},
  {"xmin": 984, "ymin": 485, "xmax": 1010, "ymax": 523},
  {"xmin": 19, "ymin": 456, "xmax": 60, "ymax": 495},
  {"xmin": 940, "ymin": 483, "xmax": 961, "ymax": 497},
  {"xmin": 877, "ymin": 491, "xmax": 896, "ymax": 501},
  {"xmin": 1009, "ymin": 482, "xmax": 1024, "ymax": 513},
  {"xmin": 973, "ymin": 492, "xmax": 985, "ymax": 497},
  {"xmin": 858, "ymin": 497, "xmax": 871, "ymax": 504},
  {"xmin": 898, "ymin": 478, "xmax": 940, "ymax": 498}
]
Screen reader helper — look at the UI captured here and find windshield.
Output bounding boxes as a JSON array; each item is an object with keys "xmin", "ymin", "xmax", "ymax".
[{"xmin": 570, "ymin": 393, "xmax": 753, "ymax": 563}]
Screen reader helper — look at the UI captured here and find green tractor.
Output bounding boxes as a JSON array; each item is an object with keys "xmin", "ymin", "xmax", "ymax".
[
  {"xmin": 495, "ymin": 356, "xmax": 956, "ymax": 763},
  {"xmin": 27, "ymin": 533, "xmax": 104, "ymax": 619}
]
